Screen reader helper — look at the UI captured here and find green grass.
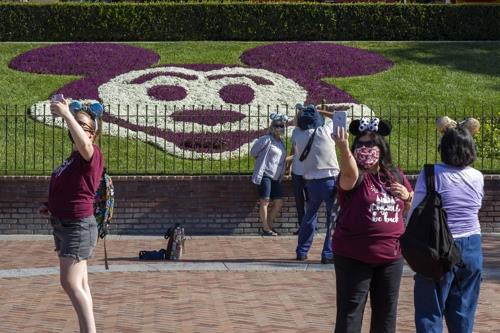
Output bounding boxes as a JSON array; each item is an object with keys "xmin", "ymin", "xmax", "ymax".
[
  {"xmin": 328, "ymin": 42, "xmax": 500, "ymax": 107},
  {"xmin": 0, "ymin": 42, "xmax": 498, "ymax": 175}
]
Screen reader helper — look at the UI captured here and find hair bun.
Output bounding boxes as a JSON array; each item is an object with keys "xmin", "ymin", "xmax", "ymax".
[
  {"xmin": 436, "ymin": 116, "xmax": 457, "ymax": 134},
  {"xmin": 437, "ymin": 116, "xmax": 480, "ymax": 136},
  {"xmin": 459, "ymin": 117, "xmax": 480, "ymax": 136}
]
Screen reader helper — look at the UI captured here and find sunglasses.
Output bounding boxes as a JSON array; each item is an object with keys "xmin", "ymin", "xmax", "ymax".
[
  {"xmin": 273, "ymin": 124, "xmax": 285, "ymax": 129},
  {"xmin": 355, "ymin": 140, "xmax": 377, "ymax": 148},
  {"xmin": 77, "ymin": 121, "xmax": 95, "ymax": 134},
  {"xmin": 69, "ymin": 100, "xmax": 104, "ymax": 119}
]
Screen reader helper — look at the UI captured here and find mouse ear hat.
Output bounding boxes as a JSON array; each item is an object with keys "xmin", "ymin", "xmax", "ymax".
[{"xmin": 349, "ymin": 117, "xmax": 391, "ymax": 137}]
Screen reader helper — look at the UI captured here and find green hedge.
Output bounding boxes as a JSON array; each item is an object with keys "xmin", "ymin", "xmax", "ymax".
[{"xmin": 0, "ymin": 3, "xmax": 499, "ymax": 41}]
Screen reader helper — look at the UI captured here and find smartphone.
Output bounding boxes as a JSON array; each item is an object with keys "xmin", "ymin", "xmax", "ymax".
[
  {"xmin": 51, "ymin": 93, "xmax": 64, "ymax": 103},
  {"xmin": 332, "ymin": 110, "xmax": 348, "ymax": 135}
]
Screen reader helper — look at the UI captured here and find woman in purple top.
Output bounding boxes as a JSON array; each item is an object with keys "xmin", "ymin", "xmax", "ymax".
[
  {"xmin": 39, "ymin": 98, "xmax": 104, "ymax": 333},
  {"xmin": 409, "ymin": 119, "xmax": 484, "ymax": 333},
  {"xmin": 332, "ymin": 118, "xmax": 414, "ymax": 333}
]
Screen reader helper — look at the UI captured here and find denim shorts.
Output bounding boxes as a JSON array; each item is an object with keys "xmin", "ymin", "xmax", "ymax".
[
  {"xmin": 50, "ymin": 215, "xmax": 98, "ymax": 261},
  {"xmin": 257, "ymin": 176, "xmax": 283, "ymax": 200}
]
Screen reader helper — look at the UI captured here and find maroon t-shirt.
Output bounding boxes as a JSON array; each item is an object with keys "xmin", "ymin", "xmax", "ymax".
[
  {"xmin": 333, "ymin": 170, "xmax": 413, "ymax": 264},
  {"xmin": 48, "ymin": 145, "xmax": 104, "ymax": 219}
]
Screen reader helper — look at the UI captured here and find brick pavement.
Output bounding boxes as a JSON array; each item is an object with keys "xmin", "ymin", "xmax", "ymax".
[{"xmin": 1, "ymin": 235, "xmax": 499, "ymax": 332}]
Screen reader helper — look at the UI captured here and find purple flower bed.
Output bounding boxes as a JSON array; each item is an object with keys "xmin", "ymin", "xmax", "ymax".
[
  {"xmin": 170, "ymin": 109, "xmax": 245, "ymax": 126},
  {"xmin": 219, "ymin": 84, "xmax": 255, "ymax": 104},
  {"xmin": 240, "ymin": 42, "xmax": 393, "ymax": 104},
  {"xmin": 131, "ymin": 71, "xmax": 198, "ymax": 84},
  {"xmin": 207, "ymin": 74, "xmax": 273, "ymax": 85},
  {"xmin": 12, "ymin": 42, "xmax": 394, "ymax": 156},
  {"xmin": 148, "ymin": 85, "xmax": 187, "ymax": 102},
  {"xmin": 108, "ymin": 114, "xmax": 266, "ymax": 154},
  {"xmin": 9, "ymin": 43, "xmax": 160, "ymax": 100}
]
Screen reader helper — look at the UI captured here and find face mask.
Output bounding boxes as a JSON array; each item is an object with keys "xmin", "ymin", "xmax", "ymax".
[{"xmin": 354, "ymin": 146, "xmax": 380, "ymax": 170}]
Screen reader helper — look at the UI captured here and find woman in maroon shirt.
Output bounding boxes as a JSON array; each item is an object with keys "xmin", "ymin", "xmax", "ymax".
[
  {"xmin": 39, "ymin": 98, "xmax": 104, "ymax": 333},
  {"xmin": 331, "ymin": 118, "xmax": 413, "ymax": 333}
]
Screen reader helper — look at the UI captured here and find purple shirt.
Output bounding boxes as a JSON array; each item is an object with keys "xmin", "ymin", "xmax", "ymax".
[
  {"xmin": 48, "ymin": 145, "xmax": 104, "ymax": 219},
  {"xmin": 333, "ymin": 170, "xmax": 413, "ymax": 264},
  {"xmin": 408, "ymin": 163, "xmax": 483, "ymax": 238}
]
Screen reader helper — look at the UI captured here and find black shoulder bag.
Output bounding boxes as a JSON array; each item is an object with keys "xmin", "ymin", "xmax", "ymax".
[{"xmin": 299, "ymin": 128, "xmax": 318, "ymax": 162}]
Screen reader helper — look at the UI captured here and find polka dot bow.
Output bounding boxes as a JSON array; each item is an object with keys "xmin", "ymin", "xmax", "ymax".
[{"xmin": 358, "ymin": 117, "xmax": 380, "ymax": 133}]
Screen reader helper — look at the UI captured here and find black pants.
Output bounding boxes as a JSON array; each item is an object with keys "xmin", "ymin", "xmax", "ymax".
[
  {"xmin": 334, "ymin": 255, "xmax": 403, "ymax": 333},
  {"xmin": 291, "ymin": 173, "xmax": 307, "ymax": 226}
]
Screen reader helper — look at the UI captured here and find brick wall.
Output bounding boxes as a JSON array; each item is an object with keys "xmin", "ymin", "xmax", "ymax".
[{"xmin": 0, "ymin": 175, "xmax": 498, "ymax": 235}]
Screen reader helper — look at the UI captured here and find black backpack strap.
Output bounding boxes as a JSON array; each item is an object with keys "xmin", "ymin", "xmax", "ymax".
[
  {"xmin": 299, "ymin": 127, "xmax": 318, "ymax": 162},
  {"xmin": 424, "ymin": 164, "xmax": 435, "ymax": 193},
  {"xmin": 103, "ymin": 237, "xmax": 109, "ymax": 270},
  {"xmin": 164, "ymin": 227, "xmax": 173, "ymax": 240}
]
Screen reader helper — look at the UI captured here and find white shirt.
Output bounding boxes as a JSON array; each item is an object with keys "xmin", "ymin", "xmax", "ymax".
[{"xmin": 292, "ymin": 121, "xmax": 339, "ymax": 180}]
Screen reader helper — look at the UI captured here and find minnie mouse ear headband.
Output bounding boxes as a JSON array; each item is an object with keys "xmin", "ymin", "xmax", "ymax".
[
  {"xmin": 349, "ymin": 117, "xmax": 391, "ymax": 136},
  {"xmin": 270, "ymin": 112, "xmax": 289, "ymax": 123},
  {"xmin": 436, "ymin": 116, "xmax": 480, "ymax": 136},
  {"xmin": 69, "ymin": 100, "xmax": 104, "ymax": 131}
]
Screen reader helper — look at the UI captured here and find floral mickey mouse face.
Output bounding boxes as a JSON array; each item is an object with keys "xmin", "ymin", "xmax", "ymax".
[
  {"xmin": 97, "ymin": 65, "xmax": 307, "ymax": 159},
  {"xmin": 10, "ymin": 42, "xmax": 393, "ymax": 160}
]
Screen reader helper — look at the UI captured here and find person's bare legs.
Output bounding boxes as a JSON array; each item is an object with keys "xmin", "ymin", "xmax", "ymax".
[
  {"xmin": 82, "ymin": 263, "xmax": 93, "ymax": 313},
  {"xmin": 267, "ymin": 198, "xmax": 283, "ymax": 230},
  {"xmin": 59, "ymin": 257, "xmax": 96, "ymax": 333},
  {"xmin": 259, "ymin": 199, "xmax": 271, "ymax": 231}
]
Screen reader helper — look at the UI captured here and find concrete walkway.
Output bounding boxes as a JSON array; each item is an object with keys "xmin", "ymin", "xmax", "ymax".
[{"xmin": 1, "ymin": 235, "xmax": 499, "ymax": 332}]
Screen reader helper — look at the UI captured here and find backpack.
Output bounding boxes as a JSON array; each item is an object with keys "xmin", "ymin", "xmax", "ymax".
[
  {"xmin": 400, "ymin": 164, "xmax": 462, "ymax": 281},
  {"xmin": 94, "ymin": 168, "xmax": 115, "ymax": 269},
  {"xmin": 164, "ymin": 224, "xmax": 186, "ymax": 260}
]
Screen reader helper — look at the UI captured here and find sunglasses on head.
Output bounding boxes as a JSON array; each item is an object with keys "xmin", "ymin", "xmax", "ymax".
[
  {"xmin": 69, "ymin": 100, "xmax": 103, "ymax": 132},
  {"xmin": 355, "ymin": 140, "xmax": 377, "ymax": 148},
  {"xmin": 69, "ymin": 100, "xmax": 104, "ymax": 119}
]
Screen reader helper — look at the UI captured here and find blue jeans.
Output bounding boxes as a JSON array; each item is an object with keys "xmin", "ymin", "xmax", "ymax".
[
  {"xmin": 292, "ymin": 173, "xmax": 307, "ymax": 227},
  {"xmin": 296, "ymin": 177, "xmax": 335, "ymax": 260},
  {"xmin": 414, "ymin": 234, "xmax": 483, "ymax": 333}
]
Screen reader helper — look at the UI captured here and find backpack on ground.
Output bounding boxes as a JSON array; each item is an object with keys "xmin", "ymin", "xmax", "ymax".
[
  {"xmin": 94, "ymin": 168, "xmax": 115, "ymax": 270},
  {"xmin": 400, "ymin": 164, "xmax": 462, "ymax": 281},
  {"xmin": 139, "ymin": 249, "xmax": 167, "ymax": 260},
  {"xmin": 164, "ymin": 224, "xmax": 186, "ymax": 260}
]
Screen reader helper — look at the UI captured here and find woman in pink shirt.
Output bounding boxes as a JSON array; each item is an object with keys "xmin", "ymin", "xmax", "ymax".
[
  {"xmin": 39, "ymin": 98, "xmax": 104, "ymax": 333},
  {"xmin": 331, "ymin": 118, "xmax": 414, "ymax": 333}
]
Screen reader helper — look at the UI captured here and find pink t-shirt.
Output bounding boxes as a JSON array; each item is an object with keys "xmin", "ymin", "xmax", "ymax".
[
  {"xmin": 333, "ymin": 170, "xmax": 413, "ymax": 264},
  {"xmin": 48, "ymin": 145, "xmax": 104, "ymax": 219}
]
